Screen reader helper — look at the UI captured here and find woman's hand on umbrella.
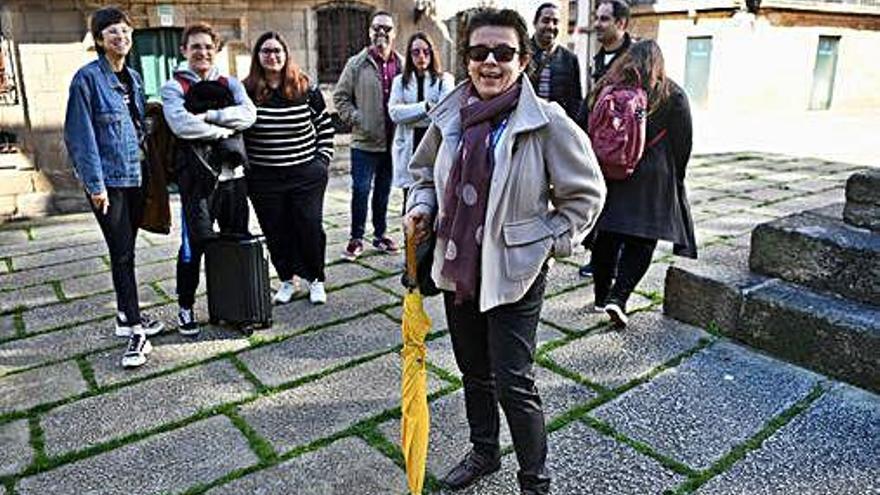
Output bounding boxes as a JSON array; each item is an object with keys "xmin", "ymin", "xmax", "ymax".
[{"xmin": 404, "ymin": 206, "xmax": 433, "ymax": 245}]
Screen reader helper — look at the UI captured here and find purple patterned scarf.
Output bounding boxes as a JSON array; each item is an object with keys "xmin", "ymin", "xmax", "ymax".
[{"xmin": 437, "ymin": 82, "xmax": 522, "ymax": 304}]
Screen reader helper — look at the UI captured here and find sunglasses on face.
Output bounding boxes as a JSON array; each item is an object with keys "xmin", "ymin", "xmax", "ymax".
[
  {"xmin": 466, "ymin": 44, "xmax": 518, "ymax": 63},
  {"xmin": 260, "ymin": 47, "xmax": 283, "ymax": 56},
  {"xmin": 410, "ymin": 47, "xmax": 431, "ymax": 57},
  {"xmin": 371, "ymin": 25, "xmax": 393, "ymax": 33}
]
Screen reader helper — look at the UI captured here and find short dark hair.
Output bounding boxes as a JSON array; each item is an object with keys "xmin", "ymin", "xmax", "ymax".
[
  {"xmin": 533, "ymin": 2, "xmax": 559, "ymax": 24},
  {"xmin": 90, "ymin": 7, "xmax": 132, "ymax": 56},
  {"xmin": 180, "ymin": 22, "xmax": 222, "ymax": 50},
  {"xmin": 459, "ymin": 8, "xmax": 531, "ymax": 69},
  {"xmin": 598, "ymin": 0, "xmax": 631, "ymax": 23}
]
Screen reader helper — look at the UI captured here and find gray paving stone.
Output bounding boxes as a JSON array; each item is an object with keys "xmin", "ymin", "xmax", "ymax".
[
  {"xmin": 541, "ymin": 288, "xmax": 651, "ymax": 332},
  {"xmin": 0, "ymin": 361, "xmax": 88, "ymax": 414},
  {"xmin": 371, "ymin": 274, "xmax": 407, "ymax": 297},
  {"xmin": 207, "ymin": 436, "xmax": 408, "ymax": 495},
  {"xmin": 356, "ymin": 251, "xmax": 405, "ymax": 275},
  {"xmin": 41, "ymin": 359, "xmax": 254, "ymax": 456},
  {"xmin": 701, "ymin": 195, "xmax": 759, "ymax": 215},
  {"xmin": 61, "ymin": 260, "xmax": 175, "ymax": 299},
  {"xmin": 259, "ymin": 283, "xmax": 397, "ymax": 341},
  {"xmin": 22, "ymin": 287, "xmax": 161, "ymax": 334},
  {"xmin": 0, "ymin": 258, "xmax": 107, "ymax": 291},
  {"xmin": 0, "ymin": 284, "xmax": 58, "ymax": 313},
  {"xmin": 0, "ymin": 314, "xmax": 14, "ymax": 340},
  {"xmin": 0, "ymin": 228, "xmax": 28, "ymax": 245},
  {"xmin": 17, "ymin": 415, "xmax": 258, "ymax": 495},
  {"xmin": 0, "ymin": 322, "xmax": 119, "ymax": 374},
  {"xmin": 28, "ymin": 221, "xmax": 96, "ymax": 241},
  {"xmin": 695, "ymin": 211, "xmax": 776, "ymax": 242},
  {"xmin": 239, "ymin": 353, "xmax": 444, "ymax": 454},
  {"xmin": 592, "ymin": 341, "xmax": 821, "ymax": 470},
  {"xmin": 0, "ymin": 419, "xmax": 33, "ymax": 477},
  {"xmin": 383, "ymin": 291, "xmax": 447, "ymax": 331},
  {"xmin": 239, "ymin": 313, "xmax": 400, "ymax": 388},
  {"xmin": 697, "ymin": 383, "xmax": 880, "ymax": 495},
  {"xmin": 2, "ymin": 230, "xmax": 102, "ymax": 258},
  {"xmin": 439, "ymin": 421, "xmax": 684, "ymax": 495},
  {"xmin": 88, "ymin": 321, "xmax": 247, "ymax": 387},
  {"xmin": 544, "ymin": 260, "xmax": 589, "ymax": 297},
  {"xmin": 11, "ymin": 240, "xmax": 107, "ymax": 271},
  {"xmin": 549, "ymin": 312, "xmax": 709, "ymax": 389},
  {"xmin": 136, "ymin": 241, "xmax": 182, "ymax": 264}
]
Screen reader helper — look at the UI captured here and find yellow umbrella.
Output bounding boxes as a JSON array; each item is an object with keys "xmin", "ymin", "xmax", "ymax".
[{"xmin": 401, "ymin": 230, "xmax": 431, "ymax": 495}]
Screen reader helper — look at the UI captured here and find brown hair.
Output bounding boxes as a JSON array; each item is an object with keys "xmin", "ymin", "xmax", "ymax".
[
  {"xmin": 590, "ymin": 39, "xmax": 670, "ymax": 116},
  {"xmin": 243, "ymin": 31, "xmax": 309, "ymax": 104},
  {"xmin": 180, "ymin": 22, "xmax": 222, "ymax": 50},
  {"xmin": 402, "ymin": 32, "xmax": 441, "ymax": 86}
]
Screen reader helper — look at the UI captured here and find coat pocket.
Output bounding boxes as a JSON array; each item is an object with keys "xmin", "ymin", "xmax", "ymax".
[{"xmin": 501, "ymin": 217, "xmax": 553, "ymax": 281}]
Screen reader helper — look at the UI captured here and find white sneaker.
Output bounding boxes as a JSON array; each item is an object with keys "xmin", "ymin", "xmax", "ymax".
[
  {"xmin": 309, "ymin": 280, "xmax": 326, "ymax": 305},
  {"xmin": 604, "ymin": 303, "xmax": 629, "ymax": 327},
  {"xmin": 115, "ymin": 313, "xmax": 165, "ymax": 338},
  {"xmin": 273, "ymin": 279, "xmax": 298, "ymax": 305},
  {"xmin": 121, "ymin": 332, "xmax": 153, "ymax": 368}
]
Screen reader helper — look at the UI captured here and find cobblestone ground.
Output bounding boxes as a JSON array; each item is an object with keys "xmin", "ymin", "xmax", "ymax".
[{"xmin": 0, "ymin": 152, "xmax": 878, "ymax": 494}]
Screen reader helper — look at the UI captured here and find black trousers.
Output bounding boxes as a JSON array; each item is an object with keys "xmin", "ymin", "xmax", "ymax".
[
  {"xmin": 444, "ymin": 268, "xmax": 551, "ymax": 492},
  {"xmin": 88, "ymin": 186, "xmax": 144, "ymax": 323},
  {"xmin": 592, "ymin": 230, "xmax": 657, "ymax": 307},
  {"xmin": 177, "ymin": 174, "xmax": 249, "ymax": 309},
  {"xmin": 248, "ymin": 161, "xmax": 328, "ymax": 282}
]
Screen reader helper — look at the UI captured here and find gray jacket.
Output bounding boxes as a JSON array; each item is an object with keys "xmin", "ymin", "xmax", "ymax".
[
  {"xmin": 333, "ymin": 48, "xmax": 404, "ymax": 152},
  {"xmin": 407, "ymin": 79, "xmax": 607, "ymax": 311}
]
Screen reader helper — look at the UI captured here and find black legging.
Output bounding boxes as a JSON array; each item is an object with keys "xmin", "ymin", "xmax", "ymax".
[{"xmin": 591, "ymin": 230, "xmax": 657, "ymax": 307}]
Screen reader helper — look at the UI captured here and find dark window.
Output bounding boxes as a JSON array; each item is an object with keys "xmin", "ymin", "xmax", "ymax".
[
  {"xmin": 128, "ymin": 28, "xmax": 184, "ymax": 102},
  {"xmin": 568, "ymin": 0, "xmax": 578, "ymax": 34},
  {"xmin": 809, "ymin": 35, "xmax": 840, "ymax": 111},
  {"xmin": 316, "ymin": 3, "xmax": 372, "ymax": 83}
]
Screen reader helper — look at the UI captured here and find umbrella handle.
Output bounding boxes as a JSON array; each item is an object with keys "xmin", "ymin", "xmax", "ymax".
[{"xmin": 405, "ymin": 226, "xmax": 418, "ymax": 284}]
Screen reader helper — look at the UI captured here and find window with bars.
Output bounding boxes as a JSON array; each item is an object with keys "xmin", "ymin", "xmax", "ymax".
[{"xmin": 316, "ymin": 3, "xmax": 372, "ymax": 83}]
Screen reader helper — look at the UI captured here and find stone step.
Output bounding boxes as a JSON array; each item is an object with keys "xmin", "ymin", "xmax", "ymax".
[
  {"xmin": 665, "ymin": 260, "xmax": 880, "ymax": 393},
  {"xmin": 844, "ymin": 169, "xmax": 880, "ymax": 231},
  {"xmin": 749, "ymin": 211, "xmax": 880, "ymax": 306}
]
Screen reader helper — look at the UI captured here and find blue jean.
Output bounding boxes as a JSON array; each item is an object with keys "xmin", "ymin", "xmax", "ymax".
[{"xmin": 350, "ymin": 148, "xmax": 392, "ymax": 241}]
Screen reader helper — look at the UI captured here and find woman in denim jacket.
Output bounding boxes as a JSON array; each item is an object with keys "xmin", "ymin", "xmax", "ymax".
[{"xmin": 64, "ymin": 7, "xmax": 164, "ymax": 369}]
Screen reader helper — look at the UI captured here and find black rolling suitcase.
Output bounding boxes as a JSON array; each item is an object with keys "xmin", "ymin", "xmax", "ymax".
[{"xmin": 205, "ymin": 234, "xmax": 272, "ymax": 334}]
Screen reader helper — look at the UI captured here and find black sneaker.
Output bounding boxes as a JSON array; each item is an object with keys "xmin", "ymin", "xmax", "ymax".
[
  {"xmin": 578, "ymin": 262, "xmax": 593, "ymax": 278},
  {"xmin": 441, "ymin": 449, "xmax": 501, "ymax": 490},
  {"xmin": 177, "ymin": 307, "xmax": 200, "ymax": 337},
  {"xmin": 372, "ymin": 236, "xmax": 400, "ymax": 253},
  {"xmin": 605, "ymin": 301, "xmax": 629, "ymax": 328},
  {"xmin": 121, "ymin": 333, "xmax": 152, "ymax": 368},
  {"xmin": 115, "ymin": 314, "xmax": 165, "ymax": 338}
]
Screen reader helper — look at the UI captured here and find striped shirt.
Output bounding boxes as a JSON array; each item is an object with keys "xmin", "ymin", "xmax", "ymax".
[{"xmin": 245, "ymin": 88, "xmax": 335, "ymax": 167}]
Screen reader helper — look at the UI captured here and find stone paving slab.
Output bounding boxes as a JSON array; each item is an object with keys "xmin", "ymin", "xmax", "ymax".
[
  {"xmin": 1, "ymin": 230, "xmax": 103, "ymax": 259},
  {"xmin": 207, "ymin": 436, "xmax": 409, "ymax": 495},
  {"xmin": 0, "ymin": 282, "xmax": 58, "ymax": 312},
  {"xmin": 697, "ymin": 383, "xmax": 880, "ymax": 495},
  {"xmin": 427, "ymin": 323, "xmax": 565, "ymax": 378},
  {"xmin": 0, "ymin": 361, "xmax": 88, "ymax": 414},
  {"xmin": 239, "ymin": 313, "xmax": 400, "ymax": 388},
  {"xmin": 0, "ymin": 322, "xmax": 118, "ymax": 375},
  {"xmin": 87, "ymin": 321, "xmax": 247, "ymax": 388},
  {"xmin": 16, "ymin": 415, "xmax": 258, "ymax": 495},
  {"xmin": 61, "ymin": 259, "xmax": 175, "ymax": 300},
  {"xmin": 21, "ymin": 287, "xmax": 162, "ymax": 334},
  {"xmin": 261, "ymin": 283, "xmax": 397, "ymax": 340},
  {"xmin": 238, "ymin": 353, "xmax": 445, "ymax": 454},
  {"xmin": 383, "ymin": 292, "xmax": 448, "ymax": 331},
  {"xmin": 0, "ymin": 228, "xmax": 29, "ymax": 245},
  {"xmin": 0, "ymin": 258, "xmax": 107, "ymax": 291},
  {"xmin": 11, "ymin": 240, "xmax": 109, "ymax": 271},
  {"xmin": 548, "ymin": 311, "xmax": 709, "ymax": 389},
  {"xmin": 592, "ymin": 341, "xmax": 821, "ymax": 470},
  {"xmin": 40, "ymin": 359, "xmax": 254, "ymax": 456},
  {"xmin": 0, "ymin": 315, "xmax": 14, "ymax": 340},
  {"xmin": 540, "ymin": 288, "xmax": 652, "ymax": 333},
  {"xmin": 356, "ymin": 252, "xmax": 405, "ymax": 275},
  {"xmin": 544, "ymin": 260, "xmax": 590, "ymax": 297},
  {"xmin": 438, "ymin": 421, "xmax": 685, "ymax": 495},
  {"xmin": 0, "ymin": 419, "xmax": 33, "ymax": 477}
]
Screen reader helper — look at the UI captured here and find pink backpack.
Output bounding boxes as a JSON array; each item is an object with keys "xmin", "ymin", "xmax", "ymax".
[{"xmin": 587, "ymin": 84, "xmax": 665, "ymax": 180}]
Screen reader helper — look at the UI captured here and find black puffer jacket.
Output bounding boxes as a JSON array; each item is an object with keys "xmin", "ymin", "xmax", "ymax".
[
  {"xmin": 596, "ymin": 82, "xmax": 697, "ymax": 258},
  {"xmin": 527, "ymin": 38, "xmax": 582, "ymax": 119}
]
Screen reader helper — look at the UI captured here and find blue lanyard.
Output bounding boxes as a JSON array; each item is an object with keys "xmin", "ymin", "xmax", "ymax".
[{"xmin": 490, "ymin": 118, "xmax": 509, "ymax": 150}]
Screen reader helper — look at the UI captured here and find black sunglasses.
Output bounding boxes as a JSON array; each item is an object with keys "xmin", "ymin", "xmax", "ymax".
[
  {"xmin": 371, "ymin": 24, "xmax": 393, "ymax": 33},
  {"xmin": 466, "ymin": 44, "xmax": 518, "ymax": 63}
]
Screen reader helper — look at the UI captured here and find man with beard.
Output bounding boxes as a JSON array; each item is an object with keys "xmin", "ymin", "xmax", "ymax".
[
  {"xmin": 334, "ymin": 11, "xmax": 404, "ymax": 261},
  {"xmin": 577, "ymin": 0, "xmax": 633, "ymax": 278},
  {"xmin": 527, "ymin": 2, "xmax": 582, "ymax": 119}
]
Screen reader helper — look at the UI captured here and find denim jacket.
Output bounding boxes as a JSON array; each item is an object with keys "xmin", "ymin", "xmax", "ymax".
[{"xmin": 64, "ymin": 57, "xmax": 146, "ymax": 194}]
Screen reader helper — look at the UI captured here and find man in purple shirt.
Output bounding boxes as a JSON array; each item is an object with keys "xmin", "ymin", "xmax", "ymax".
[{"xmin": 334, "ymin": 11, "xmax": 404, "ymax": 260}]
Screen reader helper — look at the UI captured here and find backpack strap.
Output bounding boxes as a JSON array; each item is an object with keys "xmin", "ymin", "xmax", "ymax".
[{"xmin": 647, "ymin": 128, "xmax": 668, "ymax": 148}]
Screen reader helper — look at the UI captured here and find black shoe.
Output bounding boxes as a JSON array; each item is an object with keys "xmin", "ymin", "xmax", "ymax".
[
  {"xmin": 578, "ymin": 262, "xmax": 593, "ymax": 278},
  {"xmin": 441, "ymin": 449, "xmax": 501, "ymax": 491}
]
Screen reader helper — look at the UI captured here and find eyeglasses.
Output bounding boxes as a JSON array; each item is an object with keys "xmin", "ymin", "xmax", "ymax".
[
  {"xmin": 260, "ymin": 47, "xmax": 283, "ymax": 56},
  {"xmin": 410, "ymin": 47, "xmax": 431, "ymax": 57},
  {"xmin": 466, "ymin": 44, "xmax": 518, "ymax": 63},
  {"xmin": 371, "ymin": 24, "xmax": 393, "ymax": 33}
]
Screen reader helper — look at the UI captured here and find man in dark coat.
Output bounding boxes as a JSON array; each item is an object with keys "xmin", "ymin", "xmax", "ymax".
[
  {"xmin": 527, "ymin": 2, "xmax": 582, "ymax": 120},
  {"xmin": 578, "ymin": 0, "xmax": 634, "ymax": 277}
]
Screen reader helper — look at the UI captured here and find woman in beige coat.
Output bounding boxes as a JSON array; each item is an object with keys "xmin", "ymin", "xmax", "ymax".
[{"xmin": 404, "ymin": 9, "xmax": 605, "ymax": 494}]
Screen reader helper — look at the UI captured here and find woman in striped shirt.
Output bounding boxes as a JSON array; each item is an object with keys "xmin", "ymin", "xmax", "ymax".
[{"xmin": 243, "ymin": 31, "xmax": 335, "ymax": 305}]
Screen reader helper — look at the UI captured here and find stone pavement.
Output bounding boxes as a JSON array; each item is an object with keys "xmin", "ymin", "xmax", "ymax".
[{"xmin": 0, "ymin": 152, "xmax": 878, "ymax": 494}]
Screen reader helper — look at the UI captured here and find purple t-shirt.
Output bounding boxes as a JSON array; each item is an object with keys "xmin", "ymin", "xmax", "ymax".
[{"xmin": 369, "ymin": 47, "xmax": 400, "ymax": 150}]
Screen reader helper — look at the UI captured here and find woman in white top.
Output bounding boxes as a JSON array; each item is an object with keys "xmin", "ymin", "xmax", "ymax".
[{"xmin": 389, "ymin": 32, "xmax": 454, "ymax": 210}]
